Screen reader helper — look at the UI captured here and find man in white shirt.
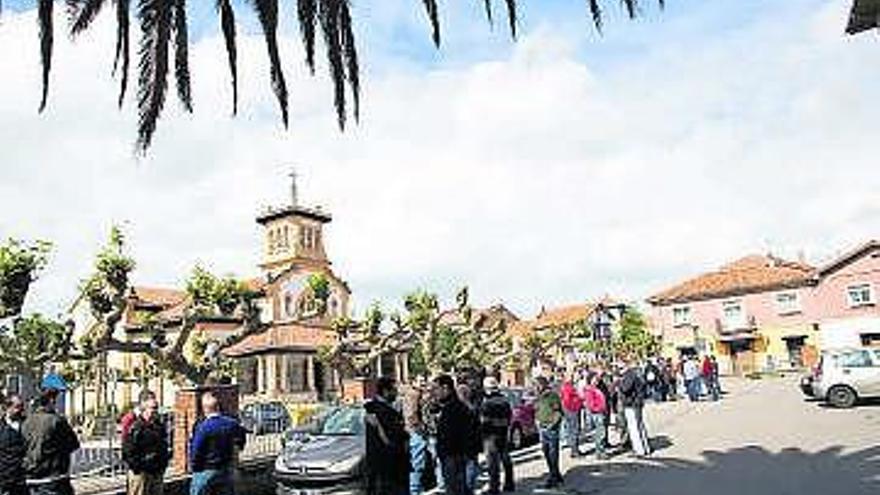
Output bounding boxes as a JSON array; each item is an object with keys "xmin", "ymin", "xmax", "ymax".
[{"xmin": 683, "ymin": 357, "xmax": 701, "ymax": 402}]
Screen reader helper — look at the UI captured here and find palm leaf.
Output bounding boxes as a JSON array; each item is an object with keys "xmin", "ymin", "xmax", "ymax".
[
  {"xmin": 319, "ymin": 0, "xmax": 346, "ymax": 129},
  {"xmin": 216, "ymin": 0, "xmax": 238, "ymax": 115},
  {"xmin": 588, "ymin": 0, "xmax": 603, "ymax": 33},
  {"xmin": 503, "ymin": 0, "xmax": 516, "ymax": 39},
  {"xmin": 296, "ymin": 0, "xmax": 317, "ymax": 74},
  {"xmin": 421, "ymin": 0, "xmax": 440, "ymax": 47},
  {"xmin": 114, "ymin": 0, "xmax": 131, "ymax": 107},
  {"xmin": 251, "ymin": 0, "xmax": 289, "ymax": 127},
  {"xmin": 622, "ymin": 0, "xmax": 638, "ymax": 19},
  {"xmin": 172, "ymin": 0, "xmax": 192, "ymax": 112},
  {"xmin": 68, "ymin": 0, "xmax": 109, "ymax": 36},
  {"xmin": 339, "ymin": 0, "xmax": 359, "ymax": 122},
  {"xmin": 136, "ymin": 0, "xmax": 173, "ymax": 151},
  {"xmin": 38, "ymin": 0, "xmax": 54, "ymax": 112}
]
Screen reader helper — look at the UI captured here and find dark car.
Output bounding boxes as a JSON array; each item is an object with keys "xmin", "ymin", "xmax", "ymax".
[
  {"xmin": 500, "ymin": 387, "xmax": 538, "ymax": 450},
  {"xmin": 275, "ymin": 406, "xmax": 366, "ymax": 494},
  {"xmin": 242, "ymin": 401, "xmax": 291, "ymax": 435}
]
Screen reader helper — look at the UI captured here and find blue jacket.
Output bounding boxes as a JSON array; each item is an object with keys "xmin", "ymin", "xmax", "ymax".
[{"xmin": 189, "ymin": 414, "xmax": 247, "ymax": 472}]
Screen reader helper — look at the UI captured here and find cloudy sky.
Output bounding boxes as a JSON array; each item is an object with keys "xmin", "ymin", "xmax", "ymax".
[{"xmin": 2, "ymin": 0, "xmax": 878, "ymax": 319}]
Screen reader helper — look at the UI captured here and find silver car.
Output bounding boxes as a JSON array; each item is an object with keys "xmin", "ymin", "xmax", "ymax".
[
  {"xmin": 275, "ymin": 406, "xmax": 366, "ymax": 495},
  {"xmin": 812, "ymin": 347, "xmax": 880, "ymax": 408}
]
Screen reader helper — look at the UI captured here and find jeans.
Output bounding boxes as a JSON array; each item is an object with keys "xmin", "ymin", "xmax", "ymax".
[
  {"xmin": 465, "ymin": 458, "xmax": 479, "ymax": 495},
  {"xmin": 539, "ymin": 425, "xmax": 563, "ymax": 483},
  {"xmin": 410, "ymin": 432, "xmax": 428, "ymax": 495},
  {"xmin": 623, "ymin": 407, "xmax": 651, "ymax": 456},
  {"xmin": 590, "ymin": 413, "xmax": 607, "ymax": 457},
  {"xmin": 685, "ymin": 378, "xmax": 700, "ymax": 402},
  {"xmin": 428, "ymin": 437, "xmax": 445, "ymax": 492},
  {"xmin": 440, "ymin": 454, "xmax": 468, "ymax": 495},
  {"xmin": 190, "ymin": 469, "xmax": 234, "ymax": 495},
  {"xmin": 27, "ymin": 480, "xmax": 74, "ymax": 495},
  {"xmin": 706, "ymin": 377, "xmax": 720, "ymax": 401},
  {"xmin": 563, "ymin": 411, "xmax": 580, "ymax": 456},
  {"xmin": 485, "ymin": 439, "xmax": 514, "ymax": 493}
]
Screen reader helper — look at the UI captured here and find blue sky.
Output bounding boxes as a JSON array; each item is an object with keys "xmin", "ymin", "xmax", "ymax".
[{"xmin": 1, "ymin": 0, "xmax": 877, "ymax": 318}]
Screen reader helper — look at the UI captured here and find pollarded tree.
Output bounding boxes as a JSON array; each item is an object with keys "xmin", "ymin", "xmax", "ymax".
[
  {"xmin": 0, "ymin": 238, "xmax": 75, "ymax": 397},
  {"xmin": 0, "ymin": 0, "xmax": 671, "ymax": 152},
  {"xmin": 74, "ymin": 227, "xmax": 330, "ymax": 385},
  {"xmin": 319, "ymin": 286, "xmax": 515, "ymax": 380}
]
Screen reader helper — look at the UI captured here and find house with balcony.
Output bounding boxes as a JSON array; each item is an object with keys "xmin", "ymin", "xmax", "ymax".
[{"xmin": 647, "ymin": 255, "xmax": 818, "ymax": 375}]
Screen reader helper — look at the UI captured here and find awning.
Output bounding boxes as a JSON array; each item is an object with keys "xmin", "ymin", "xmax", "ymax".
[{"xmin": 718, "ymin": 332, "xmax": 757, "ymax": 342}]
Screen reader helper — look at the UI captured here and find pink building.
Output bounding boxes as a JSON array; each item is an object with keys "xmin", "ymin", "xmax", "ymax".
[{"xmin": 647, "ymin": 240, "xmax": 880, "ymax": 375}]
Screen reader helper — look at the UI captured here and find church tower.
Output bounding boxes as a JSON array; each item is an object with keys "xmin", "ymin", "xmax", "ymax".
[{"xmin": 257, "ymin": 171, "xmax": 332, "ymax": 276}]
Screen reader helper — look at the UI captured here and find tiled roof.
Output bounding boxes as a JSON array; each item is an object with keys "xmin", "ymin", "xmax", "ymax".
[
  {"xmin": 130, "ymin": 286, "xmax": 187, "ymax": 309},
  {"xmin": 648, "ymin": 255, "xmax": 815, "ymax": 305},
  {"xmin": 534, "ymin": 303, "xmax": 595, "ymax": 328},
  {"xmin": 222, "ymin": 322, "xmax": 334, "ymax": 357}
]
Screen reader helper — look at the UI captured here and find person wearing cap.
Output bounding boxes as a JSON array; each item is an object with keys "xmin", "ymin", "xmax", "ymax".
[
  {"xmin": 480, "ymin": 377, "xmax": 514, "ymax": 494},
  {"xmin": 21, "ymin": 388, "xmax": 80, "ymax": 495}
]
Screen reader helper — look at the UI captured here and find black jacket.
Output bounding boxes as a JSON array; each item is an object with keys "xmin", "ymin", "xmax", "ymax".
[
  {"xmin": 364, "ymin": 398, "xmax": 409, "ymax": 479},
  {"xmin": 122, "ymin": 416, "xmax": 170, "ymax": 475},
  {"xmin": 480, "ymin": 392, "xmax": 512, "ymax": 450},
  {"xmin": 21, "ymin": 408, "xmax": 80, "ymax": 480},
  {"xmin": 0, "ymin": 419, "xmax": 26, "ymax": 488},
  {"xmin": 436, "ymin": 397, "xmax": 472, "ymax": 458},
  {"xmin": 619, "ymin": 367, "xmax": 647, "ymax": 408}
]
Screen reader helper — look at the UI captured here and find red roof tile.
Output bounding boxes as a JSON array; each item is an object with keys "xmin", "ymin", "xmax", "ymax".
[
  {"xmin": 222, "ymin": 322, "xmax": 335, "ymax": 357},
  {"xmin": 648, "ymin": 254, "xmax": 815, "ymax": 305}
]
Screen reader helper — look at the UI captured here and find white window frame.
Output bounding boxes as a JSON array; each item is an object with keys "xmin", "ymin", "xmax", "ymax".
[
  {"xmin": 775, "ymin": 290, "xmax": 801, "ymax": 315},
  {"xmin": 846, "ymin": 283, "xmax": 875, "ymax": 308},
  {"xmin": 721, "ymin": 299, "xmax": 746, "ymax": 329},
  {"xmin": 672, "ymin": 305, "xmax": 692, "ymax": 327}
]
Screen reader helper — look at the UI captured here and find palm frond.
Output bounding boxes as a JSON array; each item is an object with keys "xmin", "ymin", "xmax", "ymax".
[
  {"xmin": 251, "ymin": 0, "xmax": 289, "ymax": 127},
  {"xmin": 622, "ymin": 0, "xmax": 638, "ymax": 19},
  {"xmin": 319, "ymin": 0, "xmax": 346, "ymax": 129},
  {"xmin": 588, "ymin": 0, "xmax": 603, "ymax": 33},
  {"xmin": 68, "ymin": 0, "xmax": 108, "ymax": 36},
  {"xmin": 503, "ymin": 0, "xmax": 516, "ymax": 39},
  {"xmin": 172, "ymin": 0, "xmax": 192, "ymax": 112},
  {"xmin": 38, "ymin": 0, "xmax": 54, "ymax": 112},
  {"xmin": 339, "ymin": 0, "xmax": 359, "ymax": 122},
  {"xmin": 421, "ymin": 0, "xmax": 440, "ymax": 47},
  {"xmin": 296, "ymin": 0, "xmax": 317, "ymax": 74},
  {"xmin": 114, "ymin": 0, "xmax": 131, "ymax": 107},
  {"xmin": 483, "ymin": 0, "xmax": 493, "ymax": 26},
  {"xmin": 216, "ymin": 0, "xmax": 238, "ymax": 115},
  {"xmin": 136, "ymin": 0, "xmax": 173, "ymax": 151}
]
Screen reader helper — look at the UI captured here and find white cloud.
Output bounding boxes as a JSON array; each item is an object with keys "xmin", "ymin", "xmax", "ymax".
[{"xmin": 1, "ymin": 1, "xmax": 878, "ymax": 320}]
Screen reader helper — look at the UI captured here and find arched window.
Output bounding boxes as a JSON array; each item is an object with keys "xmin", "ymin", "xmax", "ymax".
[
  {"xmin": 284, "ymin": 293, "xmax": 294, "ymax": 317},
  {"xmin": 268, "ymin": 230, "xmax": 276, "ymax": 254},
  {"xmin": 283, "ymin": 225, "xmax": 290, "ymax": 248}
]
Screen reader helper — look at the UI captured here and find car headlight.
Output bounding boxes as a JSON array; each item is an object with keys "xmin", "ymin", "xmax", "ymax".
[{"xmin": 328, "ymin": 456, "xmax": 361, "ymax": 474}]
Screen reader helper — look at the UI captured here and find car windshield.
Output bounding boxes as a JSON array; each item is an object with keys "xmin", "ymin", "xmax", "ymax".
[{"xmin": 320, "ymin": 408, "xmax": 364, "ymax": 436}]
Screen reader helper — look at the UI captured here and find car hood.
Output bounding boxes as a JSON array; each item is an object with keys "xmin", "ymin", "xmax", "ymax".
[{"xmin": 282, "ymin": 434, "xmax": 363, "ymax": 469}]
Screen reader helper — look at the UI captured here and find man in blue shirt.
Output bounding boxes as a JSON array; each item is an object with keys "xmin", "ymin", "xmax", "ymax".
[{"xmin": 189, "ymin": 392, "xmax": 247, "ymax": 495}]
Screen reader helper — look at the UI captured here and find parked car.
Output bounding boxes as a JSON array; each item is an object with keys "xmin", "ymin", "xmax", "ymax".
[
  {"xmin": 799, "ymin": 374, "xmax": 814, "ymax": 397},
  {"xmin": 500, "ymin": 387, "xmax": 538, "ymax": 450},
  {"xmin": 812, "ymin": 347, "xmax": 880, "ymax": 408},
  {"xmin": 275, "ymin": 405, "xmax": 365, "ymax": 494},
  {"xmin": 242, "ymin": 401, "xmax": 291, "ymax": 435}
]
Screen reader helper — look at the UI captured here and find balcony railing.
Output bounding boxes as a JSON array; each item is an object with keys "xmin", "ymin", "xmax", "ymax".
[{"xmin": 715, "ymin": 315, "xmax": 757, "ymax": 335}]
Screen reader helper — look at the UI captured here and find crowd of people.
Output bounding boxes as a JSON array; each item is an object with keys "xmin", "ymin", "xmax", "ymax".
[
  {"xmin": 362, "ymin": 352, "xmax": 723, "ymax": 495},
  {"xmin": 0, "ymin": 386, "xmax": 248, "ymax": 495}
]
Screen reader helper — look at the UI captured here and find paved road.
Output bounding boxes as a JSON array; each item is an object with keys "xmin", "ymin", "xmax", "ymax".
[{"xmin": 510, "ymin": 376, "xmax": 880, "ymax": 495}]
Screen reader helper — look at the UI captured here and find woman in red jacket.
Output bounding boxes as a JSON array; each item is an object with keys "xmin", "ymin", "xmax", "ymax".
[{"xmin": 560, "ymin": 374, "xmax": 583, "ymax": 458}]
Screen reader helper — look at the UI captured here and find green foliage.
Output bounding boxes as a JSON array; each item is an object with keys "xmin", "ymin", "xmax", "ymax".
[
  {"xmin": 611, "ymin": 308, "xmax": 658, "ymax": 359},
  {"xmin": 305, "ymin": 273, "xmax": 330, "ymax": 315},
  {"xmin": 0, "ymin": 239, "xmax": 52, "ymax": 318},
  {"xmin": 81, "ymin": 226, "xmax": 135, "ymax": 319},
  {"xmin": 0, "ymin": 313, "xmax": 71, "ymax": 377},
  {"xmin": 185, "ymin": 266, "xmax": 247, "ymax": 316}
]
